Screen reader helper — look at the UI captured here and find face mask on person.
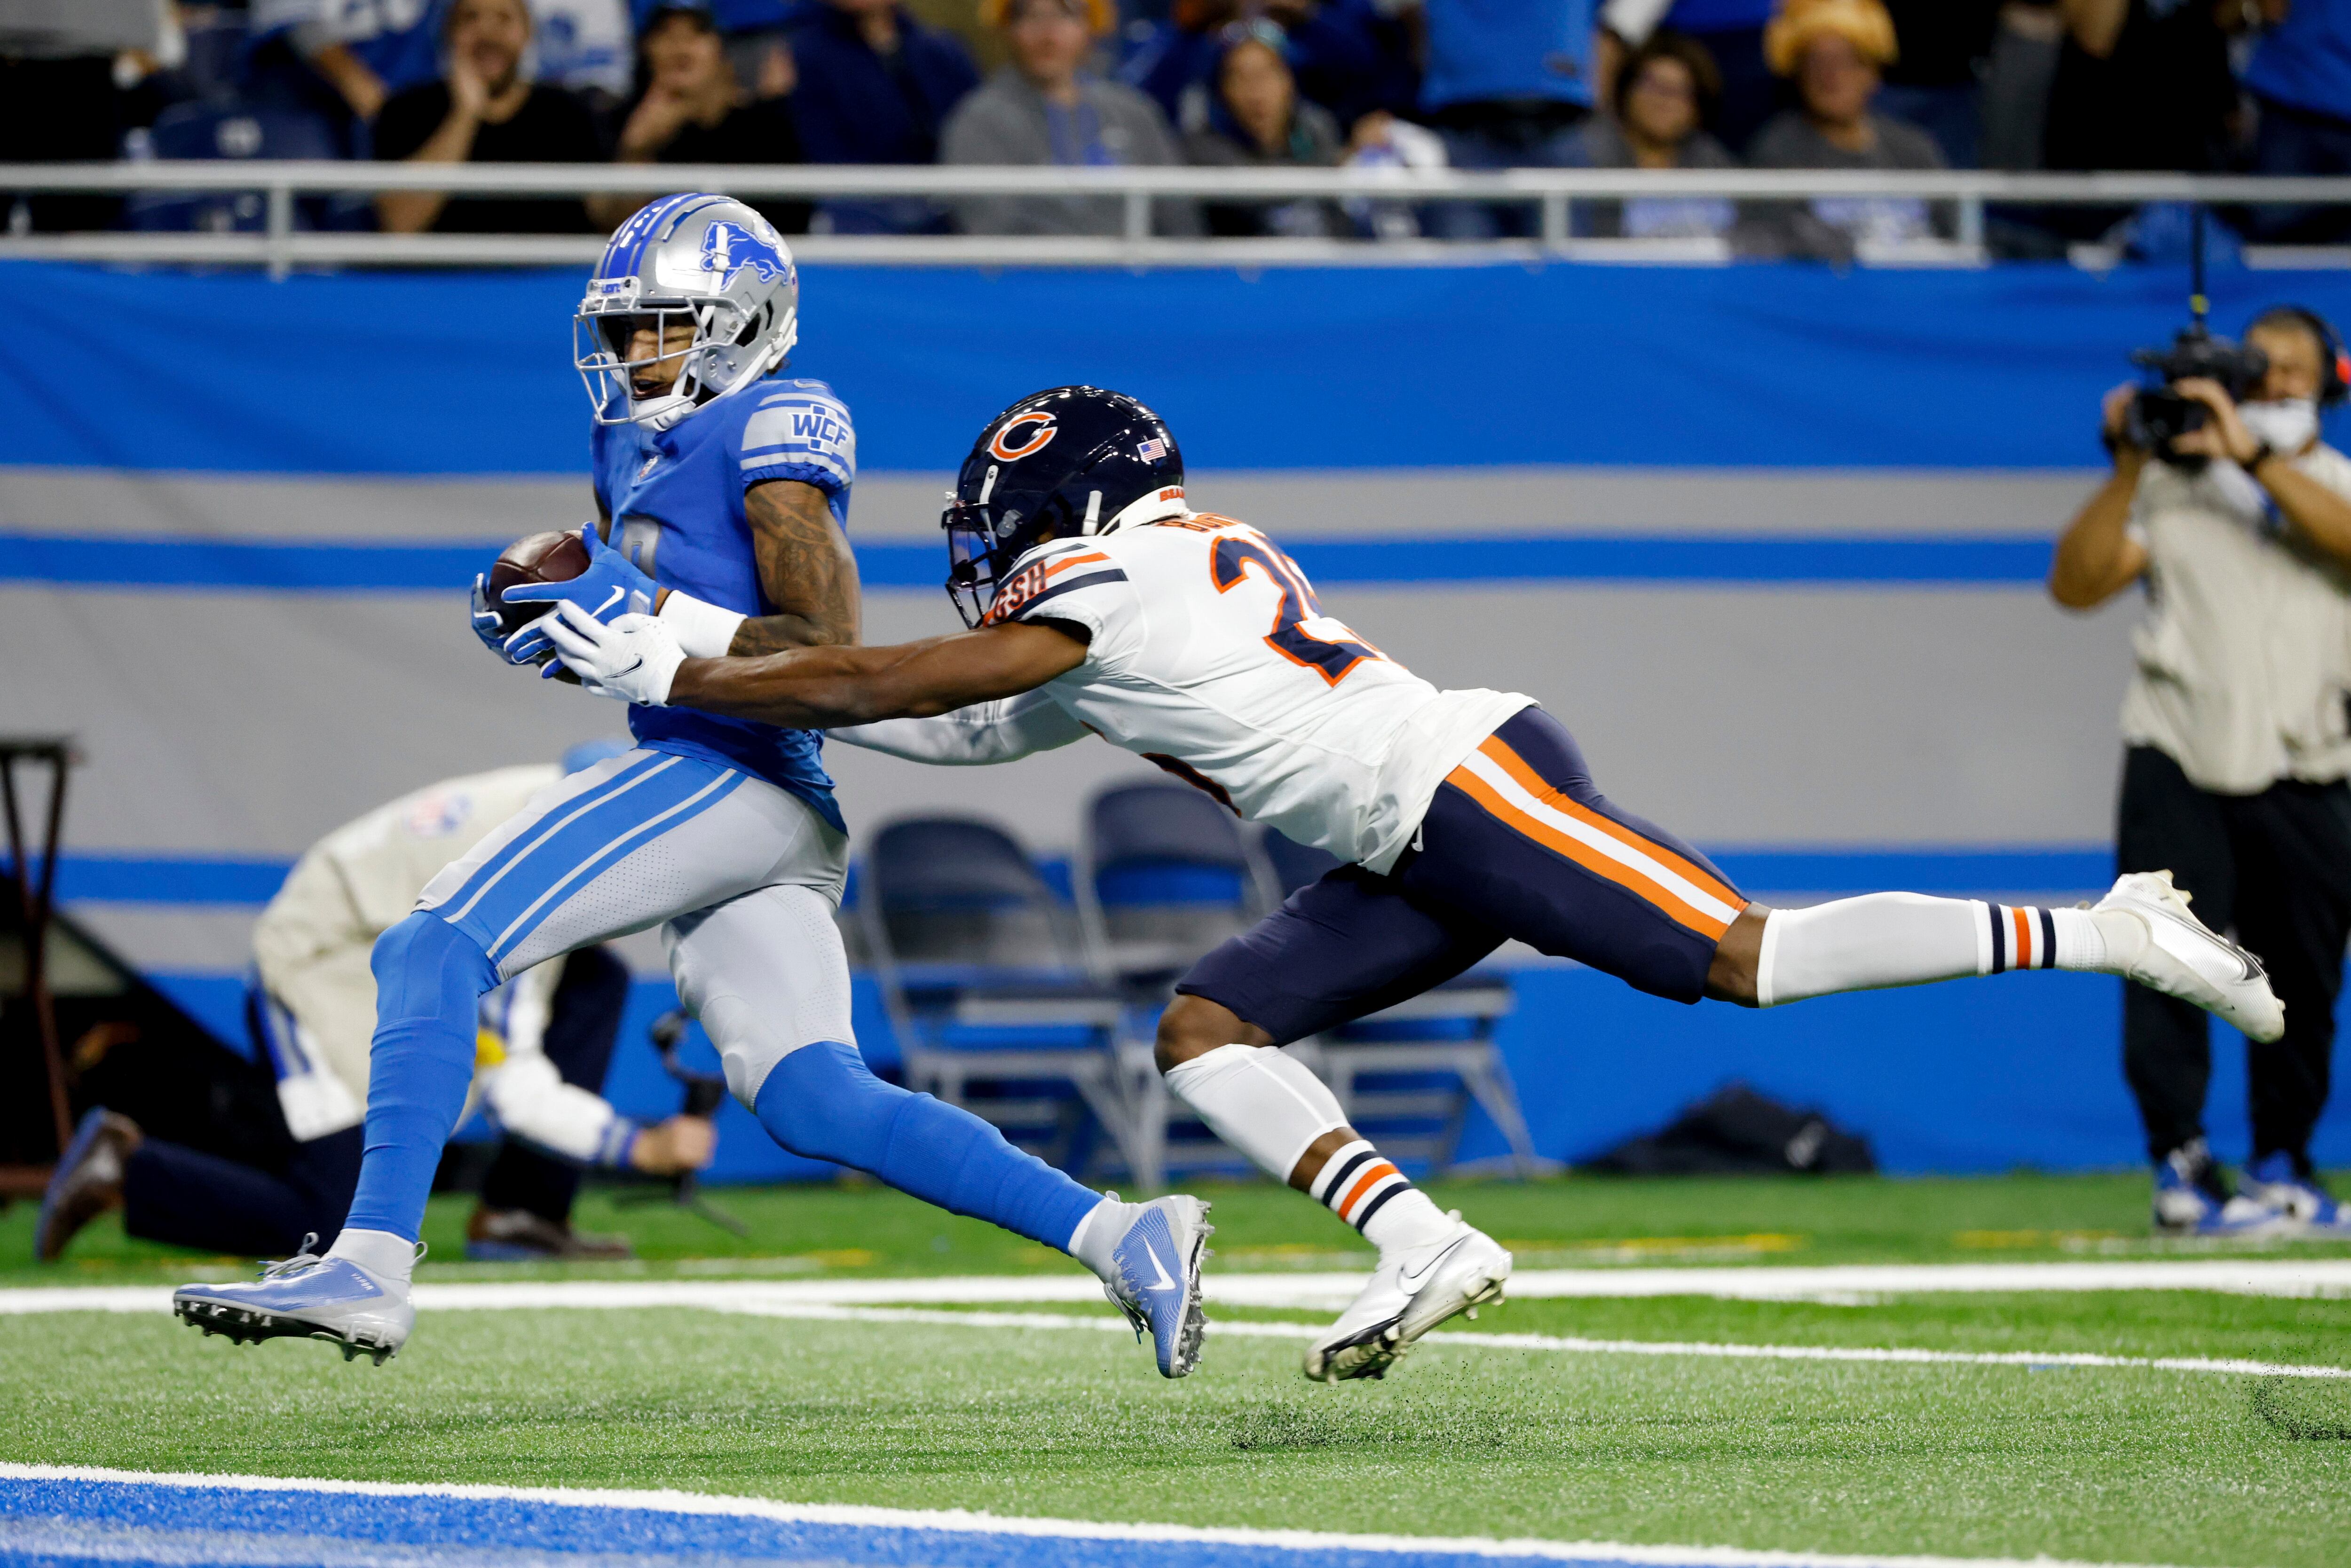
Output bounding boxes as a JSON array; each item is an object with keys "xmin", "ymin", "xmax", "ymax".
[{"xmin": 2240, "ymin": 397, "xmax": 2320, "ymax": 455}]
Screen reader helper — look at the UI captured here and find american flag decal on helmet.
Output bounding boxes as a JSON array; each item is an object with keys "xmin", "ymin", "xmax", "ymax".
[{"xmin": 1137, "ymin": 438, "xmax": 1167, "ymax": 462}]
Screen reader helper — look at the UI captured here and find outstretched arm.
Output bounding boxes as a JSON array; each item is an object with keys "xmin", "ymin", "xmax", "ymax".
[
  {"xmin": 829, "ymin": 687, "xmax": 1092, "ymax": 764},
  {"xmin": 544, "ymin": 603, "xmax": 1091, "ymax": 726}
]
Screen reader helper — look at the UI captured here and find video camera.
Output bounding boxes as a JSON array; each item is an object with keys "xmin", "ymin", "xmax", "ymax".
[
  {"xmin": 2124, "ymin": 328, "xmax": 2269, "ymax": 468},
  {"xmin": 2119, "ymin": 205, "xmax": 2269, "ymax": 471}
]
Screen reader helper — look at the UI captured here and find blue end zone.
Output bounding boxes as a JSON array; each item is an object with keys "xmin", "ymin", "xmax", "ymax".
[{"xmin": 0, "ymin": 1471, "xmax": 2017, "ymax": 1568}]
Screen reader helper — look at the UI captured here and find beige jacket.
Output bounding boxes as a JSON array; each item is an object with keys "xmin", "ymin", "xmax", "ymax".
[
  {"xmin": 252, "ymin": 765, "xmax": 565, "ymax": 1139},
  {"xmin": 2119, "ymin": 444, "xmax": 2351, "ymax": 794}
]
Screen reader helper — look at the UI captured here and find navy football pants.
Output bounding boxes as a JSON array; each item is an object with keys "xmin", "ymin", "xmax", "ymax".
[{"xmin": 1178, "ymin": 707, "xmax": 1748, "ymax": 1044}]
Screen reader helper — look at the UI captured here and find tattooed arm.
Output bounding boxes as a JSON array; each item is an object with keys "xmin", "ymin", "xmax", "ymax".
[{"xmin": 733, "ymin": 478, "xmax": 861, "ymax": 653}]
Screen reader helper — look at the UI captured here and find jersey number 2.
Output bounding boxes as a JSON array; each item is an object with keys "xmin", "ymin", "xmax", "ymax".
[{"xmin": 1212, "ymin": 535, "xmax": 1382, "ymax": 686}]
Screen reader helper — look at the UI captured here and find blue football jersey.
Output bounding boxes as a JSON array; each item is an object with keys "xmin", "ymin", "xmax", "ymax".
[{"xmin": 590, "ymin": 374, "xmax": 857, "ymax": 830}]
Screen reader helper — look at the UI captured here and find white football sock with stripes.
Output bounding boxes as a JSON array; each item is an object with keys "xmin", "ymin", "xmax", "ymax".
[
  {"xmin": 1756, "ymin": 893, "xmax": 2112, "ymax": 1007},
  {"xmin": 1163, "ymin": 1042, "xmax": 1347, "ymax": 1185},
  {"xmin": 1310, "ymin": 1139, "xmax": 1455, "ymax": 1255}
]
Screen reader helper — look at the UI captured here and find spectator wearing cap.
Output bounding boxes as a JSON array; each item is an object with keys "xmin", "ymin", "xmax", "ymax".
[
  {"xmin": 942, "ymin": 0, "xmax": 1200, "ymax": 236},
  {"xmin": 612, "ymin": 1, "xmax": 809, "ymax": 233},
  {"xmin": 1744, "ymin": 0, "xmax": 1945, "ymax": 258},
  {"xmin": 787, "ymin": 0, "xmax": 981, "ymax": 233},
  {"xmin": 1411, "ymin": 0, "xmax": 1602, "ymax": 239},
  {"xmin": 1124, "ymin": 0, "xmax": 1414, "ymax": 136},
  {"xmin": 1183, "ymin": 22, "xmax": 1349, "ymax": 236},
  {"xmin": 1566, "ymin": 31, "xmax": 1737, "ymax": 239},
  {"xmin": 2242, "ymin": 0, "xmax": 2351, "ymax": 242},
  {"xmin": 374, "ymin": 0, "xmax": 605, "ymax": 234}
]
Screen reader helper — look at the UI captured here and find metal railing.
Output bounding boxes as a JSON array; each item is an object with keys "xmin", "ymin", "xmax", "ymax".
[{"xmin": 4, "ymin": 162, "xmax": 2348, "ymax": 275}]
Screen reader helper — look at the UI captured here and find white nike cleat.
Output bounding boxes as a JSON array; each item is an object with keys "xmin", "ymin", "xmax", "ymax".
[
  {"xmin": 2093, "ymin": 871, "xmax": 2285, "ymax": 1042},
  {"xmin": 1304, "ymin": 1216, "xmax": 1511, "ymax": 1383}
]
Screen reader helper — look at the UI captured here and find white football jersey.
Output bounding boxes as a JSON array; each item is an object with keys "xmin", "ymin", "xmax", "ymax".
[{"xmin": 971, "ymin": 512, "xmax": 1531, "ymax": 872}]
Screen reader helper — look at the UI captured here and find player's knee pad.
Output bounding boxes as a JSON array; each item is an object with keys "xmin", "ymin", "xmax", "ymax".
[
  {"xmin": 749, "ymin": 1038, "xmax": 910, "ymax": 1170},
  {"xmin": 369, "ymin": 911, "xmax": 499, "ymax": 1034}
]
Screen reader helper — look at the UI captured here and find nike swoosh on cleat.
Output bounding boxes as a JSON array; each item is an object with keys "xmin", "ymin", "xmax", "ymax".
[
  {"xmin": 1397, "ymin": 1236, "xmax": 1470, "ymax": 1294},
  {"xmin": 1141, "ymin": 1238, "xmax": 1177, "ymax": 1293}
]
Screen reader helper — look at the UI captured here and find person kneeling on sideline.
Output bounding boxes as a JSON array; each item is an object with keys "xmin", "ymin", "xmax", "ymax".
[{"xmin": 36, "ymin": 743, "xmax": 715, "ymax": 1267}]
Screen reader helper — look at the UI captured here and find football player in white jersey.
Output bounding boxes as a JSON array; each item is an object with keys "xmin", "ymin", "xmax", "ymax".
[{"xmin": 544, "ymin": 385, "xmax": 2287, "ymax": 1383}]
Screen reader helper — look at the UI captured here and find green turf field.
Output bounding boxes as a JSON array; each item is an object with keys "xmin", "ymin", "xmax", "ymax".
[{"xmin": 5, "ymin": 1174, "xmax": 2350, "ymax": 1567}]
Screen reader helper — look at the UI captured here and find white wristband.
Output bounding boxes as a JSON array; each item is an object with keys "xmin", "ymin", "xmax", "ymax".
[{"xmin": 657, "ymin": 591, "xmax": 747, "ymax": 659}]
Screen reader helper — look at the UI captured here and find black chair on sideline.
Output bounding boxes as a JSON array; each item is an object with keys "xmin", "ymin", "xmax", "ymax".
[{"xmin": 857, "ymin": 816, "xmax": 1143, "ymax": 1181}]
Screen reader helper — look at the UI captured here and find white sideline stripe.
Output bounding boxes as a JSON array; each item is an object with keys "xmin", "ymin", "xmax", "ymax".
[
  {"xmin": 10, "ymin": 1259, "xmax": 2351, "ymax": 1320},
  {"xmin": 15, "ymin": 1290, "xmax": 2346, "ymax": 1383},
  {"xmin": 0, "ymin": 1463, "xmax": 2193, "ymax": 1568}
]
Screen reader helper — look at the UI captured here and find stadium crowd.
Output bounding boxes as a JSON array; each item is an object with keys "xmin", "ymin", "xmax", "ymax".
[{"xmin": 0, "ymin": 0, "xmax": 2346, "ymax": 246}]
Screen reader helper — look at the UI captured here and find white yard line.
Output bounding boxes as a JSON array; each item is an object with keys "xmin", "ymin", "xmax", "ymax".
[
  {"xmin": 5, "ymin": 1283, "xmax": 2344, "ymax": 1381},
  {"xmin": 4, "ymin": 1257, "xmax": 2348, "ymax": 1321},
  {"xmin": 0, "ymin": 1463, "xmax": 2200, "ymax": 1568}
]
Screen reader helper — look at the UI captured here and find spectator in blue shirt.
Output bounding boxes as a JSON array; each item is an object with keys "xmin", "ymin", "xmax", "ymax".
[
  {"xmin": 1414, "ymin": 0, "xmax": 1602, "ymax": 238},
  {"xmin": 246, "ymin": 0, "xmax": 451, "ymax": 153},
  {"xmin": 787, "ymin": 0, "xmax": 981, "ymax": 232},
  {"xmin": 2243, "ymin": 0, "xmax": 2351, "ymax": 242}
]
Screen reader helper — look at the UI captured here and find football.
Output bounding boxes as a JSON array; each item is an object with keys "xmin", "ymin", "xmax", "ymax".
[{"xmin": 485, "ymin": 529, "xmax": 593, "ymax": 637}]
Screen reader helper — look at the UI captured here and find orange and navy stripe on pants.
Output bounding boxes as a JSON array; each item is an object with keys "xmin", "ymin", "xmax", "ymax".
[{"xmin": 1443, "ymin": 731, "xmax": 1748, "ymax": 944}]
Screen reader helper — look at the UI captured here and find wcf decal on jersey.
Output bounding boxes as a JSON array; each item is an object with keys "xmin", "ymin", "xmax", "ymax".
[
  {"xmin": 699, "ymin": 220, "xmax": 792, "ymax": 288},
  {"xmin": 989, "ymin": 411, "xmax": 1058, "ymax": 462}
]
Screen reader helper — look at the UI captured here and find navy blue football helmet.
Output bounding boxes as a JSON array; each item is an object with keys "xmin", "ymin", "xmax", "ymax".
[{"xmin": 944, "ymin": 386, "xmax": 1186, "ymax": 628}]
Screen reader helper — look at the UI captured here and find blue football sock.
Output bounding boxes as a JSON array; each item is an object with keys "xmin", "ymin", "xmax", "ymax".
[
  {"xmin": 340, "ymin": 912, "xmax": 500, "ymax": 1243},
  {"xmin": 753, "ymin": 1040, "xmax": 1101, "ymax": 1252}
]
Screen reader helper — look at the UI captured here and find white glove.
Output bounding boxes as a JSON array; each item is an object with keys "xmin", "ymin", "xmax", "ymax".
[{"xmin": 543, "ymin": 600, "xmax": 685, "ymax": 706}]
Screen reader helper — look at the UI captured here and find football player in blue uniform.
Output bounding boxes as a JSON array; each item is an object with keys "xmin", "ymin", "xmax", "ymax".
[{"xmin": 172, "ymin": 196, "xmax": 1212, "ymax": 1376}]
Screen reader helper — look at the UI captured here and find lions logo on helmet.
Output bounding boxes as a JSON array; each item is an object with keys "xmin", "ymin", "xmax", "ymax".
[
  {"xmin": 573, "ymin": 193, "xmax": 801, "ymax": 432},
  {"xmin": 699, "ymin": 220, "xmax": 792, "ymax": 290}
]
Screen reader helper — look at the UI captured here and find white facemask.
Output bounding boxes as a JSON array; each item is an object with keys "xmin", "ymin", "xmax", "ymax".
[{"xmin": 2239, "ymin": 397, "xmax": 2319, "ymax": 455}]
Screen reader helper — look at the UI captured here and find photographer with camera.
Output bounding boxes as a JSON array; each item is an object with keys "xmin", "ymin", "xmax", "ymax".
[{"xmin": 2051, "ymin": 305, "xmax": 2351, "ymax": 1237}]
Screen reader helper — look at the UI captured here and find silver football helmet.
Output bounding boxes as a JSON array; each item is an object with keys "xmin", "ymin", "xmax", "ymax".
[{"xmin": 574, "ymin": 192, "xmax": 799, "ymax": 431}]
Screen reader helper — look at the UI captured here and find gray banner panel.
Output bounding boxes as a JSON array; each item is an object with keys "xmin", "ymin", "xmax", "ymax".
[
  {"xmin": 4, "ymin": 577, "xmax": 2137, "ymax": 860},
  {"xmin": 2, "ymin": 466, "xmax": 2098, "ymax": 542}
]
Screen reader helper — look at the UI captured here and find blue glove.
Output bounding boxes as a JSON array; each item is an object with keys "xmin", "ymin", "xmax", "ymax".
[
  {"xmin": 468, "ymin": 574, "xmax": 520, "ymax": 662},
  {"xmin": 497, "ymin": 524, "xmax": 658, "ymax": 666}
]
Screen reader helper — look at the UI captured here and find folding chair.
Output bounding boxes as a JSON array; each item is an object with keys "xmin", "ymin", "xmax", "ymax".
[
  {"xmin": 1258, "ymin": 829, "xmax": 1544, "ymax": 1179},
  {"xmin": 857, "ymin": 816, "xmax": 1144, "ymax": 1181},
  {"xmin": 1076, "ymin": 782, "xmax": 1281, "ymax": 1190},
  {"xmin": 1076, "ymin": 782, "xmax": 1276, "ymax": 995}
]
